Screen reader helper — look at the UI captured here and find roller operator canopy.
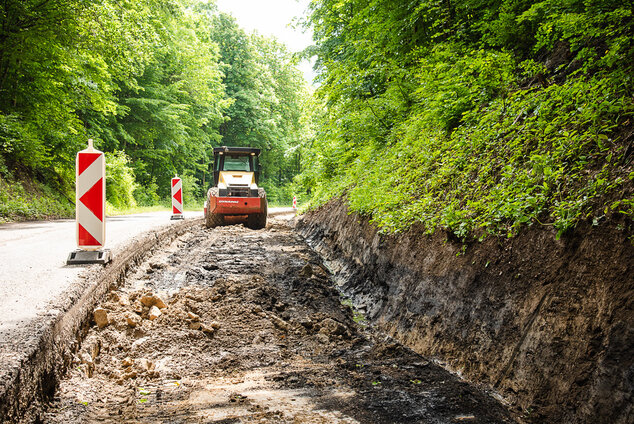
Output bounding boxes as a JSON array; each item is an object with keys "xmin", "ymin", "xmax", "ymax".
[{"xmin": 213, "ymin": 146, "xmax": 261, "ymax": 156}]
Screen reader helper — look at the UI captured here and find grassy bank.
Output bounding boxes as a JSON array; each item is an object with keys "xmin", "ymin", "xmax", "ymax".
[{"xmin": 0, "ymin": 176, "xmax": 74, "ymax": 223}]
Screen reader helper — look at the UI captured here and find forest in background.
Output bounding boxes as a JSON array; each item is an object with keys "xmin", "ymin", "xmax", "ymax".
[
  {"xmin": 0, "ymin": 0, "xmax": 308, "ymax": 220},
  {"xmin": 297, "ymin": 0, "xmax": 633, "ymax": 240},
  {"xmin": 1, "ymin": 0, "xmax": 632, "ymax": 241}
]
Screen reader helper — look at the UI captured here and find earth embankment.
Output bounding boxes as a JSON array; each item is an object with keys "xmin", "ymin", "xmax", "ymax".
[{"xmin": 297, "ymin": 198, "xmax": 633, "ymax": 423}]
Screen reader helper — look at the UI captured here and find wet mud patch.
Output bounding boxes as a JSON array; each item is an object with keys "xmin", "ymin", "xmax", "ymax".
[{"xmin": 34, "ymin": 221, "xmax": 514, "ymax": 423}]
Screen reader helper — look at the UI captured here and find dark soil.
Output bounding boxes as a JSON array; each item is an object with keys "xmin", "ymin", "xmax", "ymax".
[
  {"xmin": 28, "ymin": 217, "xmax": 514, "ymax": 423},
  {"xmin": 297, "ymin": 199, "xmax": 634, "ymax": 424}
]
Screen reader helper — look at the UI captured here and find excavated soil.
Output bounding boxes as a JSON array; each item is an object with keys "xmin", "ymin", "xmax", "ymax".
[
  {"xmin": 29, "ymin": 218, "xmax": 514, "ymax": 423},
  {"xmin": 297, "ymin": 199, "xmax": 633, "ymax": 424}
]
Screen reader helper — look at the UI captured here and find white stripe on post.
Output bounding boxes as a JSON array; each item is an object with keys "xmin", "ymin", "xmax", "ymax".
[
  {"xmin": 76, "ymin": 140, "xmax": 106, "ymax": 251},
  {"xmin": 172, "ymin": 177, "xmax": 183, "ymax": 216}
]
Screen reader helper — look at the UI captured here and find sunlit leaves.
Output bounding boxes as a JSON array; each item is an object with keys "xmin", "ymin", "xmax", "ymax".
[{"xmin": 298, "ymin": 0, "xmax": 633, "ymax": 239}]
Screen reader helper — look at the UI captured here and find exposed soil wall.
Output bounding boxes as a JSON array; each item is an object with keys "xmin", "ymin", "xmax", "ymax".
[{"xmin": 297, "ymin": 199, "xmax": 633, "ymax": 423}]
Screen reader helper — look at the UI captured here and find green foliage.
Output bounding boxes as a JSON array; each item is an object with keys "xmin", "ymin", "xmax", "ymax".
[
  {"xmin": 180, "ymin": 172, "xmax": 202, "ymax": 205},
  {"xmin": 0, "ymin": 0, "xmax": 309, "ymax": 218},
  {"xmin": 134, "ymin": 178, "xmax": 160, "ymax": 207},
  {"xmin": 105, "ymin": 151, "xmax": 137, "ymax": 209},
  {"xmin": 299, "ymin": 0, "xmax": 633, "ymax": 239},
  {"xmin": 0, "ymin": 175, "xmax": 73, "ymax": 222},
  {"xmin": 209, "ymin": 13, "xmax": 307, "ymax": 194}
]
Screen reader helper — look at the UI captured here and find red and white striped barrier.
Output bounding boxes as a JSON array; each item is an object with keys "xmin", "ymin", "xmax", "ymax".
[
  {"xmin": 171, "ymin": 176, "xmax": 184, "ymax": 220},
  {"xmin": 292, "ymin": 196, "xmax": 297, "ymax": 209},
  {"xmin": 77, "ymin": 140, "xmax": 105, "ymax": 249},
  {"xmin": 67, "ymin": 139, "xmax": 111, "ymax": 264}
]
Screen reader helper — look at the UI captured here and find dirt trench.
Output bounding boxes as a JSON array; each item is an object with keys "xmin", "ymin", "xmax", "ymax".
[
  {"xmin": 296, "ymin": 199, "xmax": 633, "ymax": 424},
  {"xmin": 28, "ymin": 218, "xmax": 514, "ymax": 423}
]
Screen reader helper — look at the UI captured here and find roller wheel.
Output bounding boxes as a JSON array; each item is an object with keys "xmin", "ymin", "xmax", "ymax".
[
  {"xmin": 205, "ymin": 210, "xmax": 224, "ymax": 228},
  {"xmin": 247, "ymin": 199, "xmax": 267, "ymax": 230}
]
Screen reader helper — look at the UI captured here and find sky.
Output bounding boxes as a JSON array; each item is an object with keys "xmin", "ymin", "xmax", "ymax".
[{"xmin": 215, "ymin": 0, "xmax": 317, "ymax": 84}]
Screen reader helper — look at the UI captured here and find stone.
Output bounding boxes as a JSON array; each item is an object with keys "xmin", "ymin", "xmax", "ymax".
[
  {"xmin": 149, "ymin": 261, "xmax": 167, "ymax": 270},
  {"xmin": 140, "ymin": 293, "xmax": 167, "ymax": 309},
  {"xmin": 271, "ymin": 316, "xmax": 288, "ymax": 331},
  {"xmin": 118, "ymin": 293, "xmax": 130, "ymax": 306},
  {"xmin": 83, "ymin": 335, "xmax": 101, "ymax": 360},
  {"xmin": 189, "ymin": 322, "xmax": 202, "ymax": 330},
  {"xmin": 208, "ymin": 321, "xmax": 221, "ymax": 330},
  {"xmin": 125, "ymin": 312, "xmax": 141, "ymax": 327},
  {"xmin": 315, "ymin": 333, "xmax": 330, "ymax": 344},
  {"xmin": 319, "ymin": 318, "xmax": 346, "ymax": 336},
  {"xmin": 137, "ymin": 358, "xmax": 155, "ymax": 372},
  {"xmin": 122, "ymin": 357, "xmax": 134, "ymax": 367},
  {"xmin": 201, "ymin": 324, "xmax": 215, "ymax": 334},
  {"xmin": 187, "ymin": 311, "xmax": 200, "ymax": 321},
  {"xmin": 153, "ymin": 359, "xmax": 172, "ymax": 376},
  {"xmin": 131, "ymin": 337, "xmax": 149, "ymax": 351},
  {"xmin": 139, "ymin": 294, "xmax": 153, "ymax": 307},
  {"xmin": 300, "ymin": 264, "xmax": 313, "ymax": 278},
  {"xmin": 93, "ymin": 308, "xmax": 109, "ymax": 328},
  {"xmin": 149, "ymin": 306, "xmax": 161, "ymax": 321}
]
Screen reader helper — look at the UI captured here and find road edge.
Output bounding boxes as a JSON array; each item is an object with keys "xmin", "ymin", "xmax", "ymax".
[{"xmin": 0, "ymin": 218, "xmax": 203, "ymax": 423}]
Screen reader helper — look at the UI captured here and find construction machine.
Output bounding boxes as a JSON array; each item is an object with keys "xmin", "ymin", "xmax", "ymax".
[{"xmin": 205, "ymin": 146, "xmax": 267, "ymax": 229}]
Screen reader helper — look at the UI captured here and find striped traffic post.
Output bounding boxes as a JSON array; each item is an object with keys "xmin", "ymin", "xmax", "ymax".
[
  {"xmin": 292, "ymin": 196, "xmax": 297, "ymax": 209},
  {"xmin": 171, "ymin": 175, "xmax": 184, "ymax": 220},
  {"xmin": 67, "ymin": 139, "xmax": 111, "ymax": 264}
]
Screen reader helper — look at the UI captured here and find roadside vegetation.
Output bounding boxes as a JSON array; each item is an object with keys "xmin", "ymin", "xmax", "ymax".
[
  {"xmin": 2, "ymin": 0, "xmax": 632, "ymax": 238},
  {"xmin": 0, "ymin": 0, "xmax": 307, "ymax": 222},
  {"xmin": 295, "ymin": 0, "xmax": 633, "ymax": 239}
]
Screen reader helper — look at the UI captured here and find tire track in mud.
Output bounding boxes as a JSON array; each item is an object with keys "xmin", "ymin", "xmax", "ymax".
[{"xmin": 33, "ymin": 219, "xmax": 515, "ymax": 423}]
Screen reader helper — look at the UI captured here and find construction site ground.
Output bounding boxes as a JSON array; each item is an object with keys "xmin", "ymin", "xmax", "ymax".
[{"xmin": 28, "ymin": 216, "xmax": 514, "ymax": 423}]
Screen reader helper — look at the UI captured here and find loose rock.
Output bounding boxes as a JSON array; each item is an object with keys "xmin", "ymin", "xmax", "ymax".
[
  {"xmin": 149, "ymin": 306, "xmax": 161, "ymax": 321},
  {"xmin": 125, "ymin": 312, "xmax": 141, "ymax": 328},
  {"xmin": 319, "ymin": 317, "xmax": 346, "ymax": 336},
  {"xmin": 201, "ymin": 324, "xmax": 215, "ymax": 334},
  {"xmin": 300, "ymin": 264, "xmax": 313, "ymax": 278},
  {"xmin": 140, "ymin": 293, "xmax": 167, "ymax": 309},
  {"xmin": 93, "ymin": 308, "xmax": 109, "ymax": 329}
]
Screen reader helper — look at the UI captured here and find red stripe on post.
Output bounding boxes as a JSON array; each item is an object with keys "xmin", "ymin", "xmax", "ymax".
[
  {"xmin": 174, "ymin": 188, "xmax": 182, "ymax": 204},
  {"xmin": 79, "ymin": 177, "xmax": 104, "ymax": 221},
  {"xmin": 78, "ymin": 223, "xmax": 101, "ymax": 246},
  {"xmin": 78, "ymin": 153, "xmax": 101, "ymax": 176}
]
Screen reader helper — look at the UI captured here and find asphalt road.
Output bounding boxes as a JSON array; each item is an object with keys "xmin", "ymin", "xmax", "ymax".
[{"xmin": 0, "ymin": 211, "xmax": 204, "ymax": 337}]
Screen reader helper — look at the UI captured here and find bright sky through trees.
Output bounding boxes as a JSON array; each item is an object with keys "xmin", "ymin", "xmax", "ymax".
[{"xmin": 215, "ymin": 0, "xmax": 315, "ymax": 83}]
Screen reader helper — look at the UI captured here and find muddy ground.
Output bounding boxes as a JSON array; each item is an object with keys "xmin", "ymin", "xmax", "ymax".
[{"xmin": 27, "ymin": 217, "xmax": 514, "ymax": 423}]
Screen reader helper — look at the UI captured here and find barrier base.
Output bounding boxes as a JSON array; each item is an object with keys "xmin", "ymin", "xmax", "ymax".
[
  {"xmin": 67, "ymin": 249, "xmax": 112, "ymax": 265},
  {"xmin": 171, "ymin": 214, "xmax": 185, "ymax": 220}
]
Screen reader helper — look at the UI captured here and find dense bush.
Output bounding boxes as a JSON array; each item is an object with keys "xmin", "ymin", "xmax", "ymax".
[
  {"xmin": 298, "ymin": 0, "xmax": 633, "ymax": 239},
  {"xmin": 105, "ymin": 151, "xmax": 137, "ymax": 209}
]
